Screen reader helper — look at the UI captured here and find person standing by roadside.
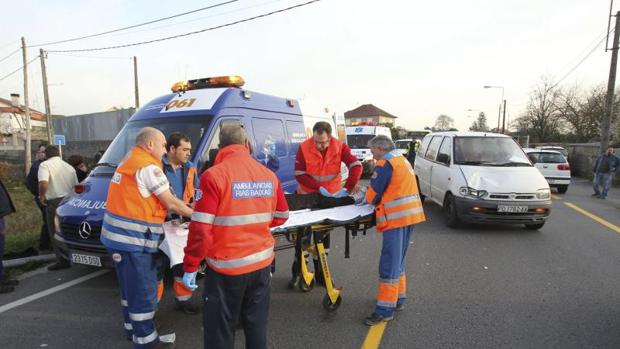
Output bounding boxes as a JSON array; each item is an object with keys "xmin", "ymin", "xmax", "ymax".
[
  {"xmin": 363, "ymin": 135, "xmax": 426, "ymax": 326},
  {"xmin": 182, "ymin": 124, "xmax": 289, "ymax": 349},
  {"xmin": 67, "ymin": 154, "xmax": 89, "ymax": 182},
  {"xmin": 157, "ymin": 132, "xmax": 200, "ymax": 315},
  {"xmin": 0, "ymin": 178, "xmax": 17, "ymax": 293},
  {"xmin": 26, "ymin": 143, "xmax": 51, "ymax": 252},
  {"xmin": 38, "ymin": 145, "xmax": 78, "ymax": 270},
  {"xmin": 592, "ymin": 146, "xmax": 620, "ymax": 199},
  {"xmin": 101, "ymin": 127, "xmax": 193, "ymax": 349}
]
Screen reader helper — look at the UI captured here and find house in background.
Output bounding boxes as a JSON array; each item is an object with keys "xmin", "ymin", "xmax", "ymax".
[
  {"xmin": 344, "ymin": 104, "xmax": 398, "ymax": 126},
  {"xmin": 0, "ymin": 94, "xmax": 49, "ymax": 150}
]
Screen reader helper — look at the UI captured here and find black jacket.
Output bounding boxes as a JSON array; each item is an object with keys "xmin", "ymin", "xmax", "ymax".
[
  {"xmin": 0, "ymin": 179, "xmax": 16, "ymax": 218},
  {"xmin": 26, "ymin": 159, "xmax": 42, "ymax": 196}
]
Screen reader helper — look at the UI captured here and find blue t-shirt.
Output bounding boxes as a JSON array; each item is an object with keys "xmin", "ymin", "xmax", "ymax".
[{"xmin": 162, "ymin": 157, "xmax": 186, "ymax": 201}]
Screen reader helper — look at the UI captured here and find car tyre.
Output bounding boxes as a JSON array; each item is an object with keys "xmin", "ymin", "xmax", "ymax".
[
  {"xmin": 524, "ymin": 222, "xmax": 545, "ymax": 230},
  {"xmin": 444, "ymin": 194, "xmax": 460, "ymax": 228},
  {"xmin": 557, "ymin": 185, "xmax": 568, "ymax": 194}
]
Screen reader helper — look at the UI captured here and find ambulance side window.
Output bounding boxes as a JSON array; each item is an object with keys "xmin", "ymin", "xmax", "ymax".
[
  {"xmin": 251, "ymin": 118, "xmax": 286, "ymax": 160},
  {"xmin": 286, "ymin": 121, "xmax": 305, "ymax": 156},
  {"xmin": 200, "ymin": 118, "xmax": 242, "ymax": 173}
]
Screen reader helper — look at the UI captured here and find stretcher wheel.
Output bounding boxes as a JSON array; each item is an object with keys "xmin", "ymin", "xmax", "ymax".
[
  {"xmin": 299, "ymin": 277, "xmax": 315, "ymax": 292},
  {"xmin": 322, "ymin": 294, "xmax": 342, "ymax": 312}
]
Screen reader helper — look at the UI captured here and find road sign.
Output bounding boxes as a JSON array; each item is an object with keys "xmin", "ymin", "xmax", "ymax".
[{"xmin": 54, "ymin": 134, "xmax": 65, "ymax": 146}]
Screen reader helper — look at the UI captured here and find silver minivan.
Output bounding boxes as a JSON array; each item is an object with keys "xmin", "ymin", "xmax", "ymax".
[{"xmin": 414, "ymin": 132, "xmax": 552, "ymax": 230}]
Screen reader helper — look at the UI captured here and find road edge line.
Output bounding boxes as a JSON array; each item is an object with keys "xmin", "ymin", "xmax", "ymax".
[
  {"xmin": 0, "ymin": 270, "xmax": 110, "ymax": 314},
  {"xmin": 361, "ymin": 321, "xmax": 387, "ymax": 349},
  {"xmin": 564, "ymin": 202, "xmax": 620, "ymax": 234}
]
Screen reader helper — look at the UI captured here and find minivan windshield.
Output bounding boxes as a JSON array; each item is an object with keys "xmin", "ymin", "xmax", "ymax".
[
  {"xmin": 95, "ymin": 116, "xmax": 212, "ymax": 173},
  {"xmin": 453, "ymin": 137, "xmax": 531, "ymax": 166},
  {"xmin": 347, "ymin": 134, "xmax": 375, "ymax": 149}
]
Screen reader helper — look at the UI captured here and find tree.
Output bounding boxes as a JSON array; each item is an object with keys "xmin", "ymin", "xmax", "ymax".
[
  {"xmin": 433, "ymin": 114, "xmax": 454, "ymax": 131},
  {"xmin": 514, "ymin": 77, "xmax": 564, "ymax": 142},
  {"xmin": 469, "ymin": 112, "xmax": 489, "ymax": 131}
]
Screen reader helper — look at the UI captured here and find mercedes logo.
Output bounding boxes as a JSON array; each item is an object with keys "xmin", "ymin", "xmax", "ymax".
[{"xmin": 79, "ymin": 221, "xmax": 92, "ymax": 240}]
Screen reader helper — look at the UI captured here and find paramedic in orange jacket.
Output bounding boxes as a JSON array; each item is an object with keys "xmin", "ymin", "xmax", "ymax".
[
  {"xmin": 157, "ymin": 132, "xmax": 200, "ymax": 315},
  {"xmin": 182, "ymin": 124, "xmax": 289, "ymax": 349},
  {"xmin": 292, "ymin": 121, "xmax": 363, "ymax": 286},
  {"xmin": 363, "ymin": 135, "xmax": 426, "ymax": 326},
  {"xmin": 101, "ymin": 127, "xmax": 193, "ymax": 349}
]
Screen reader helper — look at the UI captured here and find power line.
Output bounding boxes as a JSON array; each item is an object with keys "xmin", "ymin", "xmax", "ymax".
[
  {"xmin": 47, "ymin": 0, "xmax": 322, "ymax": 53},
  {"xmin": 0, "ymin": 55, "xmax": 40, "ymax": 81},
  {"xmin": 554, "ymin": 29, "xmax": 612, "ymax": 88},
  {"xmin": 47, "ymin": 52, "xmax": 132, "ymax": 60},
  {"xmin": 0, "ymin": 48, "xmax": 21, "ymax": 64},
  {"xmin": 104, "ymin": 0, "xmax": 284, "ymax": 39},
  {"xmin": 29, "ymin": 0, "xmax": 238, "ymax": 47}
]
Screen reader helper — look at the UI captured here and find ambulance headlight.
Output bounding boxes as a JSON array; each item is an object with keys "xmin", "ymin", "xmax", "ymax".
[{"xmin": 54, "ymin": 214, "xmax": 61, "ymax": 234}]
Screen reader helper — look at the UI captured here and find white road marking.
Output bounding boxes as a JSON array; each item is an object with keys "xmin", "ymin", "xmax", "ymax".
[{"xmin": 0, "ymin": 270, "xmax": 110, "ymax": 314}]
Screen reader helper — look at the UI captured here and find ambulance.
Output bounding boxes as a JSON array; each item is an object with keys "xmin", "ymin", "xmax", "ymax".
[
  {"xmin": 54, "ymin": 75, "xmax": 343, "ymax": 268},
  {"xmin": 345, "ymin": 124, "xmax": 392, "ymax": 174}
]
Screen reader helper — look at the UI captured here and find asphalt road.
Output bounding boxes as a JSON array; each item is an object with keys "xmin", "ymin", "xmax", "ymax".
[{"xmin": 1, "ymin": 179, "xmax": 620, "ymax": 349}]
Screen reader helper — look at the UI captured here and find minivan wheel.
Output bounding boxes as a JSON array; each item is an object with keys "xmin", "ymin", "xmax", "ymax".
[
  {"xmin": 556, "ymin": 185, "xmax": 568, "ymax": 194},
  {"xmin": 524, "ymin": 222, "xmax": 545, "ymax": 230},
  {"xmin": 444, "ymin": 194, "xmax": 460, "ymax": 228}
]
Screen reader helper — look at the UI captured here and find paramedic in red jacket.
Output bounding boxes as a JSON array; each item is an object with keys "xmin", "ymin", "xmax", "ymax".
[
  {"xmin": 182, "ymin": 124, "xmax": 289, "ymax": 349},
  {"xmin": 292, "ymin": 121, "xmax": 363, "ymax": 287}
]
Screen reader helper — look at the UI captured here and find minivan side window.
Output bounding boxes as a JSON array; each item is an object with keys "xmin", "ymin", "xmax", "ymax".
[
  {"xmin": 251, "ymin": 118, "xmax": 287, "ymax": 159},
  {"xmin": 418, "ymin": 137, "xmax": 431, "ymax": 157},
  {"xmin": 437, "ymin": 137, "xmax": 452, "ymax": 164},
  {"xmin": 424, "ymin": 136, "xmax": 443, "ymax": 160},
  {"xmin": 286, "ymin": 121, "xmax": 306, "ymax": 156}
]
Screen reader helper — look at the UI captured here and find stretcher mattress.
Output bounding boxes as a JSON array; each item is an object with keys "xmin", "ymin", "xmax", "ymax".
[{"xmin": 159, "ymin": 204, "xmax": 375, "ymax": 266}]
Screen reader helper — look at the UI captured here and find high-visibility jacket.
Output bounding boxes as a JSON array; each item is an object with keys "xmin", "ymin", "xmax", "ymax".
[
  {"xmin": 183, "ymin": 166, "xmax": 197, "ymax": 204},
  {"xmin": 366, "ymin": 155, "xmax": 425, "ymax": 232},
  {"xmin": 101, "ymin": 146, "xmax": 167, "ymax": 253},
  {"xmin": 296, "ymin": 137, "xmax": 342, "ymax": 194},
  {"xmin": 186, "ymin": 144, "xmax": 289, "ymax": 276}
]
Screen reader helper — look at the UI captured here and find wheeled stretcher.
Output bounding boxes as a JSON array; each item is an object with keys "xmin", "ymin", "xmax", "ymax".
[
  {"xmin": 270, "ymin": 204, "xmax": 375, "ymax": 311},
  {"xmin": 159, "ymin": 203, "xmax": 375, "ymax": 312}
]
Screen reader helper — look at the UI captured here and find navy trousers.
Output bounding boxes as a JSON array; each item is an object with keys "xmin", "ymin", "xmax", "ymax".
[
  {"xmin": 109, "ymin": 249, "xmax": 160, "ymax": 349},
  {"xmin": 203, "ymin": 265, "xmax": 271, "ymax": 349}
]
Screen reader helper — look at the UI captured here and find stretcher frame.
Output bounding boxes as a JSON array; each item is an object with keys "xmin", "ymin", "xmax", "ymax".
[{"xmin": 272, "ymin": 213, "xmax": 375, "ymax": 311}]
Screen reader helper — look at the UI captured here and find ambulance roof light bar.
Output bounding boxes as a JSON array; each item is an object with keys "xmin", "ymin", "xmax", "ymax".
[{"xmin": 171, "ymin": 75, "xmax": 245, "ymax": 93}]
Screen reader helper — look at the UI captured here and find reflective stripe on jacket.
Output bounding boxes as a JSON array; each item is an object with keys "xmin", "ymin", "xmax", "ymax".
[
  {"xmin": 199, "ymin": 145, "xmax": 282, "ymax": 275},
  {"xmin": 101, "ymin": 147, "xmax": 167, "ymax": 253},
  {"xmin": 296, "ymin": 137, "xmax": 342, "ymax": 194},
  {"xmin": 366, "ymin": 155, "xmax": 425, "ymax": 232}
]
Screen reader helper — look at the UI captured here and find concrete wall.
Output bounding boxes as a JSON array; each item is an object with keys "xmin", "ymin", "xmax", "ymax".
[
  {"xmin": 52, "ymin": 108, "xmax": 134, "ymax": 142},
  {"xmin": 561, "ymin": 144, "xmax": 619, "ymax": 186}
]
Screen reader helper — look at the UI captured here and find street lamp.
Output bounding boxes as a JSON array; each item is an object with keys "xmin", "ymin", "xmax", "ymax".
[{"xmin": 483, "ymin": 85, "xmax": 507, "ymax": 133}]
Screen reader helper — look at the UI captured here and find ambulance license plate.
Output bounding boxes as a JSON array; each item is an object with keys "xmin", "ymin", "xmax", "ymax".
[
  {"xmin": 71, "ymin": 253, "xmax": 102, "ymax": 267},
  {"xmin": 497, "ymin": 205, "xmax": 528, "ymax": 213}
]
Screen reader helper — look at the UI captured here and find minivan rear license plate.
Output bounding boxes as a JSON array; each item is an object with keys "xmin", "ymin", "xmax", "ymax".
[
  {"xmin": 71, "ymin": 253, "xmax": 102, "ymax": 267},
  {"xmin": 497, "ymin": 205, "xmax": 528, "ymax": 213}
]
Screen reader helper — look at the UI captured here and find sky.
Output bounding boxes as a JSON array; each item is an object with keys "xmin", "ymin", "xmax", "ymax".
[{"xmin": 0, "ymin": 0, "xmax": 615, "ymax": 132}]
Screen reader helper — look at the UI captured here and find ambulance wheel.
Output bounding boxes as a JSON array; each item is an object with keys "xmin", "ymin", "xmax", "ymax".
[
  {"xmin": 299, "ymin": 277, "xmax": 315, "ymax": 292},
  {"xmin": 322, "ymin": 294, "xmax": 342, "ymax": 312}
]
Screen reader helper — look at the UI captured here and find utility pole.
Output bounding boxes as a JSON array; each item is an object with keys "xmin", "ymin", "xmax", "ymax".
[
  {"xmin": 501, "ymin": 99, "xmax": 507, "ymax": 134},
  {"xmin": 21, "ymin": 37, "xmax": 32, "ymax": 174},
  {"xmin": 133, "ymin": 56, "xmax": 140, "ymax": 109},
  {"xmin": 601, "ymin": 10, "xmax": 620, "ymax": 153},
  {"xmin": 40, "ymin": 48, "xmax": 53, "ymax": 144}
]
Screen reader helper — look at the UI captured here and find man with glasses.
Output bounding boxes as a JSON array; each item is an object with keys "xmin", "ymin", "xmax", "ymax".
[{"xmin": 291, "ymin": 121, "xmax": 363, "ymax": 287}]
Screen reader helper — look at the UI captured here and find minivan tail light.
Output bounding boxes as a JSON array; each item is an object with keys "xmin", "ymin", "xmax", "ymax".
[{"xmin": 557, "ymin": 164, "xmax": 570, "ymax": 171}]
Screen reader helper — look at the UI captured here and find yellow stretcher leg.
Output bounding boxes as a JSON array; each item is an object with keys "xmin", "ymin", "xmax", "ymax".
[
  {"xmin": 315, "ymin": 241, "xmax": 342, "ymax": 311},
  {"xmin": 299, "ymin": 249, "xmax": 315, "ymax": 290}
]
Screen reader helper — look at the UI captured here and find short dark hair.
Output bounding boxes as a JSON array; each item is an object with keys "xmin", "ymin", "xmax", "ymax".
[
  {"xmin": 37, "ymin": 142, "xmax": 48, "ymax": 150},
  {"xmin": 166, "ymin": 132, "xmax": 190, "ymax": 152},
  {"xmin": 67, "ymin": 154, "xmax": 84, "ymax": 167},
  {"xmin": 312, "ymin": 121, "xmax": 332, "ymax": 136},
  {"xmin": 45, "ymin": 145, "xmax": 60, "ymax": 158}
]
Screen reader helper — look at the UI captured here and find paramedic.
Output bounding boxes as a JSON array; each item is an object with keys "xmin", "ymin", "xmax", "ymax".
[
  {"xmin": 101, "ymin": 127, "xmax": 193, "ymax": 349},
  {"xmin": 157, "ymin": 132, "xmax": 200, "ymax": 315},
  {"xmin": 363, "ymin": 135, "xmax": 426, "ymax": 326},
  {"xmin": 182, "ymin": 124, "xmax": 288, "ymax": 349}
]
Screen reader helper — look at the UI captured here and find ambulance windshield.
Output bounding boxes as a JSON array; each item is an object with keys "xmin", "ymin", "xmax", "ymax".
[
  {"xmin": 96, "ymin": 116, "xmax": 211, "ymax": 172},
  {"xmin": 346, "ymin": 134, "xmax": 375, "ymax": 149}
]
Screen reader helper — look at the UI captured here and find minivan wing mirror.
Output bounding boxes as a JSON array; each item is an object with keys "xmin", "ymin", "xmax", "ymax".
[{"xmin": 436, "ymin": 153, "xmax": 450, "ymax": 165}]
